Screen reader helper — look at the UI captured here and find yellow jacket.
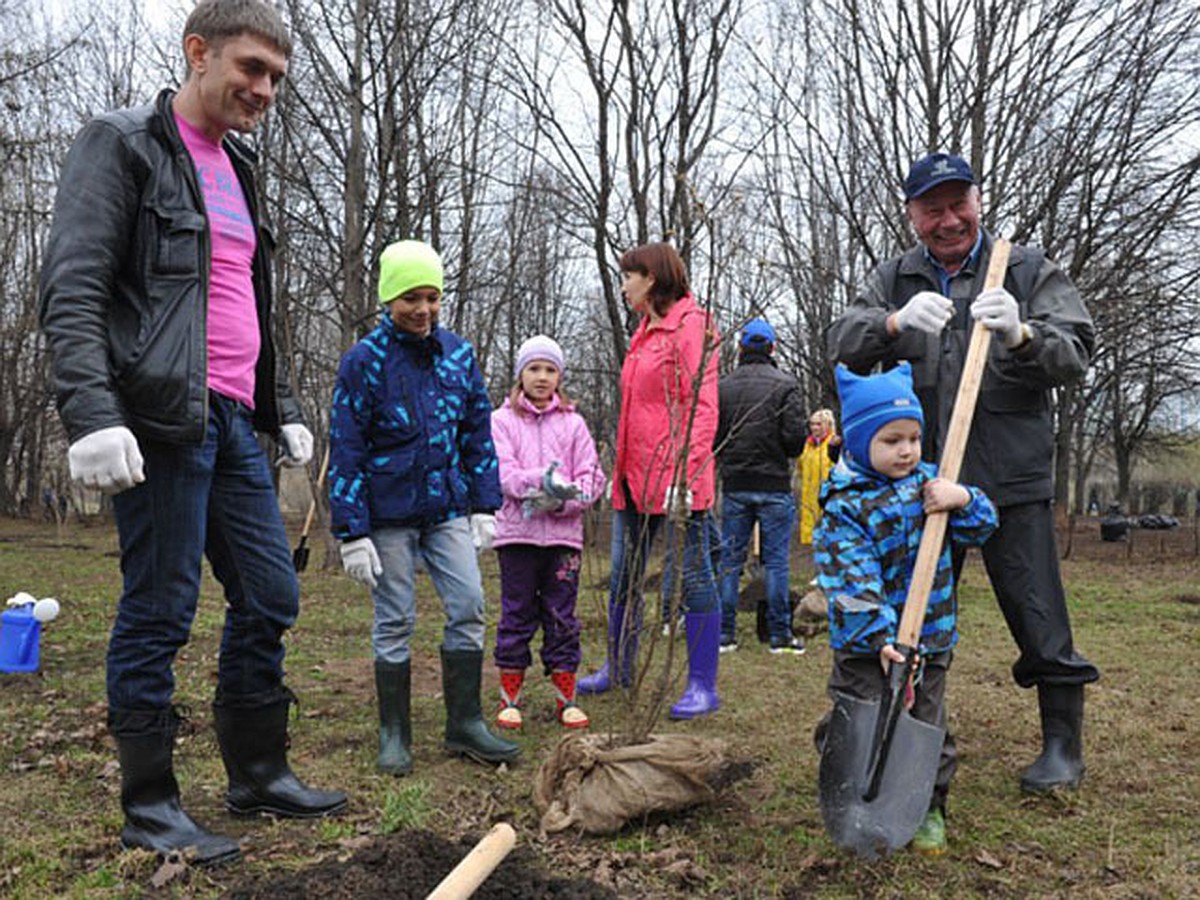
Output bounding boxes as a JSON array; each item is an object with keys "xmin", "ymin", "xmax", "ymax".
[{"xmin": 797, "ymin": 435, "xmax": 836, "ymax": 544}]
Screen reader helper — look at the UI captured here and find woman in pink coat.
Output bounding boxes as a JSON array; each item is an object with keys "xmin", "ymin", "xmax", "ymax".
[
  {"xmin": 578, "ymin": 242, "xmax": 723, "ymax": 719},
  {"xmin": 491, "ymin": 336, "xmax": 606, "ymax": 731}
]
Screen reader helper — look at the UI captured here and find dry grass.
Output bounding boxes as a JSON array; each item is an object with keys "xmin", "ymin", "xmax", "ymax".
[{"xmin": 0, "ymin": 516, "xmax": 1197, "ymax": 898}]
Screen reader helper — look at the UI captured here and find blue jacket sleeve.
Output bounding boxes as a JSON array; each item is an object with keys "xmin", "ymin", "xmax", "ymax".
[
  {"xmin": 328, "ymin": 349, "xmax": 374, "ymax": 539},
  {"xmin": 457, "ymin": 349, "xmax": 502, "ymax": 513},
  {"xmin": 948, "ymin": 486, "xmax": 999, "ymax": 548},
  {"xmin": 814, "ymin": 497, "xmax": 899, "ymax": 653}
]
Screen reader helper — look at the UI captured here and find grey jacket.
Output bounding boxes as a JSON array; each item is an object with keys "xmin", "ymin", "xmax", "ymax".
[
  {"xmin": 39, "ymin": 89, "xmax": 302, "ymax": 445},
  {"xmin": 715, "ymin": 352, "xmax": 807, "ymax": 493},
  {"xmin": 826, "ymin": 233, "xmax": 1093, "ymax": 506}
]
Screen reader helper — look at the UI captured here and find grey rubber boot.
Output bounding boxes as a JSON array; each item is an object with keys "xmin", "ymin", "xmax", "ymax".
[{"xmin": 375, "ymin": 660, "xmax": 413, "ymax": 775}]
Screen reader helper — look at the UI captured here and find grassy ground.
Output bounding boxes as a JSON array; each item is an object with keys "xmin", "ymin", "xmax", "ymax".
[{"xmin": 0, "ymin": 515, "xmax": 1197, "ymax": 898}]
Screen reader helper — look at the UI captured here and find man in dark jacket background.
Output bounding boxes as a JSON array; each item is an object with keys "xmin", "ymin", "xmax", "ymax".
[
  {"xmin": 826, "ymin": 152, "xmax": 1099, "ymax": 795},
  {"xmin": 38, "ymin": 0, "xmax": 344, "ymax": 867},
  {"xmin": 714, "ymin": 319, "xmax": 807, "ymax": 654}
]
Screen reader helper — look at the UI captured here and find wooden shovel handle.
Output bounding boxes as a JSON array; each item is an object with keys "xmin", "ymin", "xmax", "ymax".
[
  {"xmin": 895, "ymin": 239, "xmax": 1011, "ymax": 647},
  {"xmin": 427, "ymin": 823, "xmax": 517, "ymax": 900},
  {"xmin": 299, "ymin": 444, "xmax": 331, "ymax": 539}
]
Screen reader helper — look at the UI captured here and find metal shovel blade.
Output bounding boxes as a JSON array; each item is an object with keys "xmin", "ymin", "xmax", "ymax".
[{"xmin": 818, "ymin": 690, "xmax": 944, "ymax": 859}]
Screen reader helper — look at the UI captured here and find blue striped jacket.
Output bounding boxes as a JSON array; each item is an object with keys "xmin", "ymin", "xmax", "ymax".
[{"xmin": 814, "ymin": 460, "xmax": 997, "ymax": 656}]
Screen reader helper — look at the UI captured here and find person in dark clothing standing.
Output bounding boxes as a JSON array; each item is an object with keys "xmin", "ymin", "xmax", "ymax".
[
  {"xmin": 714, "ymin": 319, "xmax": 807, "ymax": 654},
  {"xmin": 38, "ymin": 0, "xmax": 346, "ymax": 866},
  {"xmin": 826, "ymin": 152, "xmax": 1099, "ymax": 794}
]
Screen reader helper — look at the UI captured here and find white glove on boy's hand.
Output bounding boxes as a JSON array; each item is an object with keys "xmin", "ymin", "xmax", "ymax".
[
  {"xmin": 970, "ymin": 287, "xmax": 1025, "ymax": 347},
  {"xmin": 470, "ymin": 513, "xmax": 496, "ymax": 551},
  {"xmin": 340, "ymin": 537, "xmax": 382, "ymax": 588},
  {"xmin": 68, "ymin": 426, "xmax": 145, "ymax": 495},
  {"xmin": 279, "ymin": 424, "xmax": 314, "ymax": 467},
  {"xmin": 894, "ymin": 291, "xmax": 954, "ymax": 334}
]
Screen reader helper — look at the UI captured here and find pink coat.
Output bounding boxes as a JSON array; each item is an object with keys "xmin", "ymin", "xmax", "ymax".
[
  {"xmin": 491, "ymin": 393, "xmax": 606, "ymax": 549},
  {"xmin": 612, "ymin": 293, "xmax": 720, "ymax": 514}
]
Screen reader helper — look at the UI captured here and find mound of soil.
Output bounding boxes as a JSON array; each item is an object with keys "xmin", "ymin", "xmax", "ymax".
[{"xmin": 223, "ymin": 830, "xmax": 617, "ymax": 899}]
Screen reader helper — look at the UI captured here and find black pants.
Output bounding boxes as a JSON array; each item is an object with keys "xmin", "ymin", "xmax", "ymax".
[
  {"xmin": 815, "ymin": 650, "xmax": 956, "ymax": 812},
  {"xmin": 956, "ymin": 500, "xmax": 1100, "ymax": 689}
]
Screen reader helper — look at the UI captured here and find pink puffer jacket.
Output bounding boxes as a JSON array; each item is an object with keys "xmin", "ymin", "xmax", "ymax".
[
  {"xmin": 612, "ymin": 294, "xmax": 720, "ymax": 514},
  {"xmin": 491, "ymin": 393, "xmax": 606, "ymax": 549}
]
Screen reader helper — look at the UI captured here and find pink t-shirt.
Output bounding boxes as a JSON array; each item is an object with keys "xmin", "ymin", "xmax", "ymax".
[{"xmin": 176, "ymin": 113, "xmax": 260, "ymax": 409}]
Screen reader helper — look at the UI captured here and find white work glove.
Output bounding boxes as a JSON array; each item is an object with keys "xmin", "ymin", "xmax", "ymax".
[
  {"xmin": 68, "ymin": 426, "xmax": 145, "ymax": 495},
  {"xmin": 971, "ymin": 287, "xmax": 1025, "ymax": 348},
  {"xmin": 893, "ymin": 291, "xmax": 954, "ymax": 335},
  {"xmin": 340, "ymin": 537, "xmax": 382, "ymax": 588},
  {"xmin": 663, "ymin": 486, "xmax": 693, "ymax": 522},
  {"xmin": 279, "ymin": 424, "xmax": 314, "ymax": 467},
  {"xmin": 470, "ymin": 513, "xmax": 496, "ymax": 551}
]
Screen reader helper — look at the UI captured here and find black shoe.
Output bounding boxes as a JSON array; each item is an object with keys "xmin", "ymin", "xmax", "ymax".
[
  {"xmin": 213, "ymin": 688, "xmax": 348, "ymax": 818},
  {"xmin": 110, "ymin": 707, "xmax": 241, "ymax": 867},
  {"xmin": 768, "ymin": 637, "xmax": 806, "ymax": 656},
  {"xmin": 440, "ymin": 647, "xmax": 520, "ymax": 765}
]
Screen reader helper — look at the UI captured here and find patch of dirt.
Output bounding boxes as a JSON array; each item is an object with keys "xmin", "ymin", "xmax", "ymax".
[{"xmin": 221, "ymin": 830, "xmax": 617, "ymax": 899}]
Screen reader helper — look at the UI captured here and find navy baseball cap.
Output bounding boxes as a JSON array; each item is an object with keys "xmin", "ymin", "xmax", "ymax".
[
  {"xmin": 740, "ymin": 318, "xmax": 776, "ymax": 348},
  {"xmin": 904, "ymin": 153, "xmax": 977, "ymax": 200}
]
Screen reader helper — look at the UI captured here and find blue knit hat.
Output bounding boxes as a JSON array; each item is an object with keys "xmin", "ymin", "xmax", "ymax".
[{"xmin": 835, "ymin": 362, "xmax": 924, "ymax": 474}]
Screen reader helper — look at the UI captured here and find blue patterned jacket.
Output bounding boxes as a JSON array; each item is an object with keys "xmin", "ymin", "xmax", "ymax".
[
  {"xmin": 329, "ymin": 317, "xmax": 502, "ymax": 539},
  {"xmin": 814, "ymin": 460, "xmax": 997, "ymax": 656}
]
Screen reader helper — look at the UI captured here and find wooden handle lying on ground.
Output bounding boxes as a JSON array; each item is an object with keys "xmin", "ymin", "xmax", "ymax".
[
  {"xmin": 895, "ymin": 239, "xmax": 1011, "ymax": 647},
  {"xmin": 426, "ymin": 823, "xmax": 517, "ymax": 900}
]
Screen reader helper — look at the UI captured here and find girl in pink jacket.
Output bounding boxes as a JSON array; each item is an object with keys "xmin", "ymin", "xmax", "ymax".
[
  {"xmin": 577, "ymin": 242, "xmax": 723, "ymax": 720},
  {"xmin": 491, "ymin": 335, "xmax": 606, "ymax": 730}
]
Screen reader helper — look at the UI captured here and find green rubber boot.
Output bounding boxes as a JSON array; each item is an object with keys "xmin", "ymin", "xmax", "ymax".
[
  {"xmin": 911, "ymin": 807, "xmax": 946, "ymax": 856},
  {"xmin": 375, "ymin": 660, "xmax": 413, "ymax": 775},
  {"xmin": 440, "ymin": 647, "xmax": 520, "ymax": 765}
]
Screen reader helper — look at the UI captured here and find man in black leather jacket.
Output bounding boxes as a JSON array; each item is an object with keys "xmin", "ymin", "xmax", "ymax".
[
  {"xmin": 827, "ymin": 152, "xmax": 1099, "ymax": 797},
  {"xmin": 39, "ymin": 0, "xmax": 344, "ymax": 866},
  {"xmin": 713, "ymin": 318, "xmax": 807, "ymax": 654}
]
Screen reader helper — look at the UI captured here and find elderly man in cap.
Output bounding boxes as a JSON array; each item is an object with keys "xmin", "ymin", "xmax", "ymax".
[
  {"xmin": 714, "ymin": 318, "xmax": 807, "ymax": 655},
  {"xmin": 827, "ymin": 152, "xmax": 1099, "ymax": 795}
]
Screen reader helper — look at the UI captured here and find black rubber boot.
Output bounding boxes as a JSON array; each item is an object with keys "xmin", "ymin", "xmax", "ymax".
[
  {"xmin": 1020, "ymin": 683, "xmax": 1086, "ymax": 793},
  {"xmin": 440, "ymin": 647, "xmax": 520, "ymax": 765},
  {"xmin": 110, "ymin": 708, "xmax": 241, "ymax": 866},
  {"xmin": 213, "ymin": 689, "xmax": 348, "ymax": 818},
  {"xmin": 375, "ymin": 660, "xmax": 413, "ymax": 776}
]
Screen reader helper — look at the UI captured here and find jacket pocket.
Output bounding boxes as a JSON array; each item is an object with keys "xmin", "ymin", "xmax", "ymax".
[{"xmin": 149, "ymin": 206, "xmax": 205, "ymax": 277}]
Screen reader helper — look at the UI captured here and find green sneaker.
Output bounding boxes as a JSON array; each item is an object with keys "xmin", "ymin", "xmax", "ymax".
[{"xmin": 911, "ymin": 808, "xmax": 947, "ymax": 856}]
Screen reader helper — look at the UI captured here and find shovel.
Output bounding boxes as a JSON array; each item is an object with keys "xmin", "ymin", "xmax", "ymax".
[
  {"xmin": 819, "ymin": 238, "xmax": 1011, "ymax": 858},
  {"xmin": 293, "ymin": 445, "xmax": 330, "ymax": 572}
]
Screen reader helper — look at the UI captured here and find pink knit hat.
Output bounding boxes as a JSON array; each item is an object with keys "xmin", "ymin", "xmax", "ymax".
[{"xmin": 514, "ymin": 335, "xmax": 565, "ymax": 378}]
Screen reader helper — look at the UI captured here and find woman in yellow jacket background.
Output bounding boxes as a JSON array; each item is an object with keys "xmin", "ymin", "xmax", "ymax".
[{"xmin": 796, "ymin": 409, "xmax": 841, "ymax": 544}]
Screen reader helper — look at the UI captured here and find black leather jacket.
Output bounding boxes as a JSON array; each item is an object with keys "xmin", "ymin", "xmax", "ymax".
[
  {"xmin": 715, "ymin": 351, "xmax": 807, "ymax": 493},
  {"xmin": 39, "ymin": 89, "xmax": 302, "ymax": 445}
]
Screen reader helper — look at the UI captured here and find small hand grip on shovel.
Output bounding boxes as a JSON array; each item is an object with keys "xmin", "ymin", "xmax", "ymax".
[
  {"xmin": 818, "ymin": 239, "xmax": 1011, "ymax": 858},
  {"xmin": 293, "ymin": 445, "xmax": 330, "ymax": 572}
]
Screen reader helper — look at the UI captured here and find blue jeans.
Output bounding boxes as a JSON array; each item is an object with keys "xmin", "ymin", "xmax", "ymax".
[
  {"xmin": 371, "ymin": 517, "xmax": 486, "ymax": 664},
  {"xmin": 660, "ymin": 513, "xmax": 721, "ymax": 622},
  {"xmin": 109, "ymin": 392, "xmax": 299, "ymax": 710},
  {"xmin": 718, "ymin": 491, "xmax": 796, "ymax": 644},
  {"xmin": 612, "ymin": 508, "xmax": 718, "ymax": 619}
]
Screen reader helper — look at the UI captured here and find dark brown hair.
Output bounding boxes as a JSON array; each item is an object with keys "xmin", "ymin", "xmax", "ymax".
[
  {"xmin": 184, "ymin": 0, "xmax": 293, "ymax": 58},
  {"xmin": 618, "ymin": 242, "xmax": 690, "ymax": 318}
]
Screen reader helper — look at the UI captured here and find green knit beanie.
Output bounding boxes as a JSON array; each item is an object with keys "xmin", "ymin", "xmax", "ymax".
[{"xmin": 378, "ymin": 240, "xmax": 444, "ymax": 303}]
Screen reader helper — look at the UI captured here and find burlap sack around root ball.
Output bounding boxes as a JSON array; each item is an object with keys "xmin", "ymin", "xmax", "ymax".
[{"xmin": 533, "ymin": 732, "xmax": 727, "ymax": 835}]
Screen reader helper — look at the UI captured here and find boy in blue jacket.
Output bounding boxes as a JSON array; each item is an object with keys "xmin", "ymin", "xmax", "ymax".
[
  {"xmin": 814, "ymin": 362, "xmax": 997, "ymax": 855},
  {"xmin": 329, "ymin": 240, "xmax": 518, "ymax": 775}
]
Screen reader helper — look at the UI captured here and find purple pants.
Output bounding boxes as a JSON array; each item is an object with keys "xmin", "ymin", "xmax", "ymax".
[{"xmin": 494, "ymin": 544, "xmax": 582, "ymax": 673}]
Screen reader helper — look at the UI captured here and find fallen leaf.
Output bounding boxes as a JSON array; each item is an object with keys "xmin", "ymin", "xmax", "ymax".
[
  {"xmin": 149, "ymin": 853, "xmax": 189, "ymax": 888},
  {"xmin": 975, "ymin": 849, "xmax": 1004, "ymax": 870}
]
